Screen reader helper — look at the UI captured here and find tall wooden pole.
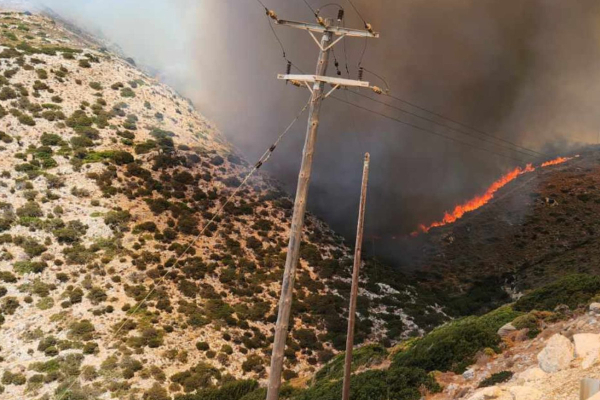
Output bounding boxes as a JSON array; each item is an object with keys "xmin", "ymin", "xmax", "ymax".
[
  {"xmin": 341, "ymin": 153, "xmax": 370, "ymax": 400},
  {"xmin": 266, "ymin": 22, "xmax": 333, "ymax": 400}
]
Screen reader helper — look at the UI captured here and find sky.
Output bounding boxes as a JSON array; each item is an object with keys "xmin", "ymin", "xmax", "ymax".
[{"xmin": 15, "ymin": 0, "xmax": 600, "ymax": 262}]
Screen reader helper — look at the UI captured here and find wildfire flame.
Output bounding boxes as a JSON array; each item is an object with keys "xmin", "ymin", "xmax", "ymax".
[
  {"xmin": 541, "ymin": 157, "xmax": 571, "ymax": 167},
  {"xmin": 413, "ymin": 156, "xmax": 575, "ymax": 235}
]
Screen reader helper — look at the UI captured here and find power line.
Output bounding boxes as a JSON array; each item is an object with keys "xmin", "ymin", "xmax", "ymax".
[
  {"xmin": 347, "ymin": 90, "xmax": 544, "ymax": 160},
  {"xmin": 382, "ymin": 91, "xmax": 548, "ymax": 157},
  {"xmin": 331, "ymin": 94, "xmax": 530, "ymax": 163},
  {"xmin": 254, "ymin": 0, "xmax": 305, "ymax": 74},
  {"xmin": 56, "ymin": 99, "xmax": 312, "ymax": 400},
  {"xmin": 346, "ymin": 0, "xmax": 367, "ymax": 24},
  {"xmin": 301, "ymin": 0, "xmax": 319, "ymax": 17}
]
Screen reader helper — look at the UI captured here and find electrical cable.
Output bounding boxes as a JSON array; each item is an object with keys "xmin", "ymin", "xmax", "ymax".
[
  {"xmin": 55, "ymin": 98, "xmax": 312, "ymax": 400},
  {"xmin": 382, "ymin": 92, "xmax": 548, "ymax": 157},
  {"xmin": 301, "ymin": 0, "xmax": 319, "ymax": 17},
  {"xmin": 331, "ymin": 94, "xmax": 530, "ymax": 163},
  {"xmin": 253, "ymin": 0, "xmax": 305, "ymax": 74},
  {"xmin": 346, "ymin": 0, "xmax": 367, "ymax": 24},
  {"xmin": 348, "ymin": 90, "xmax": 544, "ymax": 160},
  {"xmin": 360, "ymin": 66, "xmax": 390, "ymax": 93}
]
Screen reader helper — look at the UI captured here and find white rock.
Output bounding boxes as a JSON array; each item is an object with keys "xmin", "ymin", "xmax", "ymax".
[
  {"xmin": 537, "ymin": 334, "xmax": 574, "ymax": 373},
  {"xmin": 508, "ymin": 386, "xmax": 543, "ymax": 400},
  {"xmin": 516, "ymin": 367, "xmax": 547, "ymax": 382},
  {"xmin": 573, "ymin": 333, "xmax": 600, "ymax": 369},
  {"xmin": 463, "ymin": 368, "xmax": 475, "ymax": 380},
  {"xmin": 497, "ymin": 322, "xmax": 517, "ymax": 337},
  {"xmin": 465, "ymin": 386, "xmax": 511, "ymax": 400},
  {"xmin": 590, "ymin": 303, "xmax": 600, "ymax": 314}
]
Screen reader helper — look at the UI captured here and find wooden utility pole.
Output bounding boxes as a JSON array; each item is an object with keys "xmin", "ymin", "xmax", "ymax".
[
  {"xmin": 264, "ymin": 10, "xmax": 379, "ymax": 400},
  {"xmin": 342, "ymin": 153, "xmax": 370, "ymax": 400}
]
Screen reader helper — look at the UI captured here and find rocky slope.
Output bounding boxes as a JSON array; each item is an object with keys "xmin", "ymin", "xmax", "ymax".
[
  {"xmin": 432, "ymin": 302, "xmax": 600, "ymax": 400},
  {"xmin": 398, "ymin": 149, "xmax": 599, "ymax": 316},
  {"xmin": 0, "ymin": 10, "xmax": 446, "ymax": 400}
]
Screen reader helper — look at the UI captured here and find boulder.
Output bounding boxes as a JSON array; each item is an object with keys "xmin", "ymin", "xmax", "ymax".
[
  {"xmin": 465, "ymin": 386, "xmax": 512, "ymax": 400},
  {"xmin": 537, "ymin": 334, "xmax": 574, "ymax": 373},
  {"xmin": 573, "ymin": 333, "xmax": 600, "ymax": 369},
  {"xmin": 516, "ymin": 367, "xmax": 547, "ymax": 382},
  {"xmin": 463, "ymin": 368, "xmax": 475, "ymax": 380},
  {"xmin": 497, "ymin": 323, "xmax": 517, "ymax": 337},
  {"xmin": 590, "ymin": 302, "xmax": 600, "ymax": 314}
]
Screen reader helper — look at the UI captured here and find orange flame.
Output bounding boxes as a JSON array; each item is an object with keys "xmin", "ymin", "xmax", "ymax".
[
  {"xmin": 541, "ymin": 156, "xmax": 573, "ymax": 167},
  {"xmin": 413, "ymin": 155, "xmax": 576, "ymax": 235},
  {"xmin": 414, "ymin": 164, "xmax": 535, "ymax": 234}
]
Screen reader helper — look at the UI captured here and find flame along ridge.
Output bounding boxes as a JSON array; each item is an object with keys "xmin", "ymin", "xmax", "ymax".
[{"xmin": 413, "ymin": 156, "xmax": 576, "ymax": 235}]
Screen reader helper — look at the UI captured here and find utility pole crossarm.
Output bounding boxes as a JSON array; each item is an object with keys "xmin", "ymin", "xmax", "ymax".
[
  {"xmin": 275, "ymin": 19, "xmax": 380, "ymax": 38},
  {"xmin": 277, "ymin": 74, "xmax": 370, "ymax": 88}
]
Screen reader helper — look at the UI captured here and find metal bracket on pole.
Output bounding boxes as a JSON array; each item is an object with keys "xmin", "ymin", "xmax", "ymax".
[{"xmin": 308, "ymin": 30, "xmax": 347, "ymax": 51}]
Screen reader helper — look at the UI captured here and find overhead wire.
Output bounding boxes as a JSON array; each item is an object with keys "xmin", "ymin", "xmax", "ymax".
[
  {"xmin": 56, "ymin": 99, "xmax": 312, "ymax": 400},
  {"xmin": 332, "ymin": 94, "xmax": 530, "ymax": 163},
  {"xmin": 301, "ymin": 0, "xmax": 319, "ymax": 17},
  {"xmin": 347, "ymin": 90, "xmax": 544, "ymax": 160},
  {"xmin": 381, "ymin": 91, "xmax": 548, "ymax": 157},
  {"xmin": 254, "ymin": 0, "xmax": 305, "ymax": 74}
]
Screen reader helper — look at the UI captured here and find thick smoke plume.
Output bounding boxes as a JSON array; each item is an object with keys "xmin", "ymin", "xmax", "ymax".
[{"xmin": 22, "ymin": 0, "xmax": 600, "ymax": 262}]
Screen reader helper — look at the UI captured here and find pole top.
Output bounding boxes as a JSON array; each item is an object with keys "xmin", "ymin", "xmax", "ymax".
[{"xmin": 364, "ymin": 153, "xmax": 370, "ymax": 161}]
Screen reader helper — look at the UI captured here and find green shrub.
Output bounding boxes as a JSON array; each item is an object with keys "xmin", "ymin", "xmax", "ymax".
[
  {"xmin": 514, "ymin": 274, "xmax": 600, "ymax": 312},
  {"xmin": 478, "ymin": 370, "xmax": 513, "ymax": 387},
  {"xmin": 144, "ymin": 383, "xmax": 170, "ymax": 400},
  {"xmin": 121, "ymin": 87, "xmax": 135, "ymax": 98},
  {"xmin": 41, "ymin": 132, "xmax": 66, "ymax": 146},
  {"xmin": 315, "ymin": 344, "xmax": 387, "ymax": 383},
  {"xmin": 175, "ymin": 379, "xmax": 259, "ymax": 400},
  {"xmin": 393, "ymin": 306, "xmax": 520, "ymax": 374},
  {"xmin": 170, "ymin": 362, "xmax": 221, "ymax": 392},
  {"xmin": 0, "ymin": 131, "xmax": 12, "ymax": 143},
  {"xmin": 196, "ymin": 342, "xmax": 209, "ymax": 351},
  {"xmin": 69, "ymin": 320, "xmax": 95, "ymax": 341},
  {"xmin": 16, "ymin": 201, "xmax": 43, "ymax": 217},
  {"xmin": 296, "ymin": 366, "xmax": 439, "ymax": 400},
  {"xmin": 241, "ymin": 354, "xmax": 264, "ymax": 373},
  {"xmin": 78, "ymin": 59, "xmax": 91, "ymax": 68},
  {"xmin": 89, "ymin": 82, "xmax": 102, "ymax": 91}
]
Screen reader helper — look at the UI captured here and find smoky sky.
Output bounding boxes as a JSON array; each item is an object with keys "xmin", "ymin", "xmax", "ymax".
[{"xmin": 23, "ymin": 0, "xmax": 600, "ymax": 261}]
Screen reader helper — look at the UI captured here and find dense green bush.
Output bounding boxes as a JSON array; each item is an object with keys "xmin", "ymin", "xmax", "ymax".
[
  {"xmin": 315, "ymin": 344, "xmax": 388, "ymax": 383},
  {"xmin": 170, "ymin": 362, "xmax": 221, "ymax": 392},
  {"xmin": 478, "ymin": 371, "xmax": 513, "ymax": 387},
  {"xmin": 514, "ymin": 274, "xmax": 600, "ymax": 312},
  {"xmin": 176, "ymin": 379, "xmax": 259, "ymax": 400},
  {"xmin": 393, "ymin": 306, "xmax": 520, "ymax": 373},
  {"xmin": 295, "ymin": 366, "xmax": 439, "ymax": 400}
]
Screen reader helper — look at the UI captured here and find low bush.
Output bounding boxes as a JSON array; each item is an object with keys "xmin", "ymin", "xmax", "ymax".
[
  {"xmin": 514, "ymin": 274, "xmax": 600, "ymax": 312},
  {"xmin": 478, "ymin": 370, "xmax": 513, "ymax": 388},
  {"xmin": 175, "ymin": 379, "xmax": 259, "ymax": 400},
  {"xmin": 392, "ymin": 306, "xmax": 520, "ymax": 374}
]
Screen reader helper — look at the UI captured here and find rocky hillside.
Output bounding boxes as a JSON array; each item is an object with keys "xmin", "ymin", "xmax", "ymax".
[
  {"xmin": 398, "ymin": 150, "xmax": 599, "ymax": 317},
  {"xmin": 0, "ymin": 10, "xmax": 446, "ymax": 400}
]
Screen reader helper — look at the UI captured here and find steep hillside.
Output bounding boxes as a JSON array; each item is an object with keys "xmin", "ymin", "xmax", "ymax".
[
  {"xmin": 0, "ymin": 10, "xmax": 445, "ymax": 400},
  {"xmin": 399, "ymin": 150, "xmax": 600, "ymax": 316}
]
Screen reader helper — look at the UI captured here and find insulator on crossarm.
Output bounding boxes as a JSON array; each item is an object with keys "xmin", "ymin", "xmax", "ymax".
[
  {"xmin": 317, "ymin": 16, "xmax": 326, "ymax": 26},
  {"xmin": 286, "ymin": 61, "xmax": 292, "ymax": 74},
  {"xmin": 337, "ymin": 10, "xmax": 345, "ymax": 22},
  {"xmin": 358, "ymin": 67, "xmax": 364, "ymax": 81},
  {"xmin": 266, "ymin": 9, "xmax": 278, "ymax": 21},
  {"xmin": 365, "ymin": 22, "xmax": 374, "ymax": 34}
]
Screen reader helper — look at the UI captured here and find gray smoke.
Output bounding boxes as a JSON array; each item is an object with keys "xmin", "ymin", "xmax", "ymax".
[{"xmin": 23, "ymin": 0, "xmax": 600, "ymax": 260}]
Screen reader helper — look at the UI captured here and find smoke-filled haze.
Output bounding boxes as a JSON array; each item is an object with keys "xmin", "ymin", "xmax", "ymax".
[{"xmin": 18, "ymin": 0, "xmax": 600, "ymax": 262}]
